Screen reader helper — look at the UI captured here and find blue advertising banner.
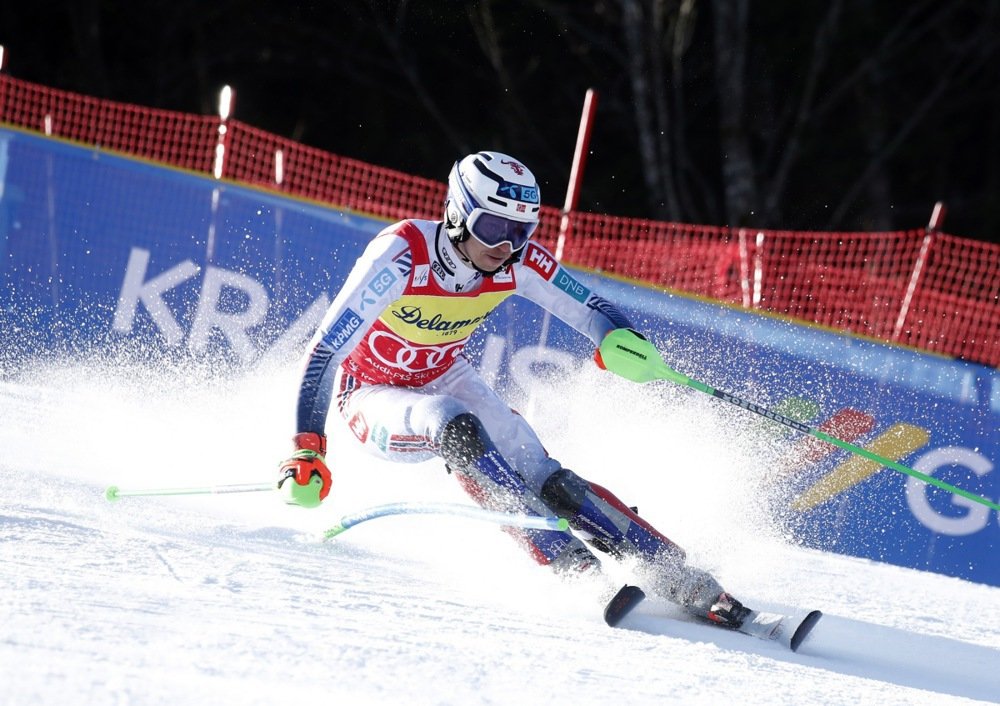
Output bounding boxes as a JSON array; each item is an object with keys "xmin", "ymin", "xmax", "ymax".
[
  {"xmin": 2, "ymin": 128, "xmax": 997, "ymax": 586},
  {"xmin": 0, "ymin": 128, "xmax": 378, "ymax": 365}
]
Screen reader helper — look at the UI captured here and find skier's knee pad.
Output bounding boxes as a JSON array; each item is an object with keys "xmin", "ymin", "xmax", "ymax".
[
  {"xmin": 539, "ymin": 468, "xmax": 590, "ymax": 517},
  {"xmin": 437, "ymin": 413, "xmax": 489, "ymax": 470}
]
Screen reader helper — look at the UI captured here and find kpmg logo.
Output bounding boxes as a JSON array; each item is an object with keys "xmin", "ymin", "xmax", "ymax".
[{"xmin": 323, "ymin": 308, "xmax": 364, "ymax": 351}]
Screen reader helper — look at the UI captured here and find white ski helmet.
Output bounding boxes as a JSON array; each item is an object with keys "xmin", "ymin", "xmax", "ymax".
[{"xmin": 444, "ymin": 151, "xmax": 541, "ymax": 254}]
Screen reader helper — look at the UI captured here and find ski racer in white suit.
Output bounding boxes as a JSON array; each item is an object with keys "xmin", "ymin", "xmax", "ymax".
[{"xmin": 279, "ymin": 150, "xmax": 748, "ymax": 628}]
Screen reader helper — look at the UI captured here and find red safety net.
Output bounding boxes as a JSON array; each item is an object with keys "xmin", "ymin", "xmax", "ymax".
[{"xmin": 2, "ymin": 74, "xmax": 998, "ymax": 367}]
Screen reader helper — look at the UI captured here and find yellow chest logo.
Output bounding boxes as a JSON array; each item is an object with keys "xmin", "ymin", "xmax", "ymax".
[{"xmin": 380, "ymin": 292, "xmax": 513, "ymax": 344}]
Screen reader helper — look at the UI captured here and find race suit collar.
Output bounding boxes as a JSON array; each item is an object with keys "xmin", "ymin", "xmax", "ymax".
[{"xmin": 434, "ymin": 223, "xmax": 483, "ymax": 293}]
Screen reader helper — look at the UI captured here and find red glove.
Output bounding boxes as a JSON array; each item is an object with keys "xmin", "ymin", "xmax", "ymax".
[{"xmin": 277, "ymin": 432, "xmax": 331, "ymax": 508}]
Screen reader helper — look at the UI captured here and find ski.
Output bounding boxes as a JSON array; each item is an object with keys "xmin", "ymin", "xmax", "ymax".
[
  {"xmin": 790, "ymin": 609, "xmax": 823, "ymax": 651},
  {"xmin": 603, "ymin": 584, "xmax": 822, "ymax": 652},
  {"xmin": 604, "ymin": 584, "xmax": 647, "ymax": 627},
  {"xmin": 737, "ymin": 607, "xmax": 823, "ymax": 651}
]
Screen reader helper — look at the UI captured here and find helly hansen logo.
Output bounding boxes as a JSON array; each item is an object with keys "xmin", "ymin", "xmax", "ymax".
[{"xmin": 524, "ymin": 244, "xmax": 556, "ymax": 280}]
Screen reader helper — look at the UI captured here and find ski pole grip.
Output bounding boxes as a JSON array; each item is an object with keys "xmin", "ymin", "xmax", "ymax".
[{"xmin": 598, "ymin": 329, "xmax": 687, "ymax": 385}]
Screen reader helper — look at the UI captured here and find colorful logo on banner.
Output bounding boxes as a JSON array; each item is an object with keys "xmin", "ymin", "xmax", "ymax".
[{"xmin": 764, "ymin": 397, "xmax": 931, "ymax": 511}]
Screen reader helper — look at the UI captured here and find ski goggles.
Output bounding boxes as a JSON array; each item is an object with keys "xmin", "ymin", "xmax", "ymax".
[{"xmin": 465, "ymin": 208, "xmax": 538, "ymax": 251}]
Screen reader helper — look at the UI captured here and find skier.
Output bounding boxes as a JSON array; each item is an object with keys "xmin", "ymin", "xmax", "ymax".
[{"xmin": 278, "ymin": 150, "xmax": 749, "ymax": 629}]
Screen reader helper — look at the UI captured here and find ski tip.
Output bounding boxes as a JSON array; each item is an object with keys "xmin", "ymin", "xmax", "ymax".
[
  {"xmin": 790, "ymin": 609, "xmax": 823, "ymax": 652},
  {"xmin": 604, "ymin": 584, "xmax": 646, "ymax": 627}
]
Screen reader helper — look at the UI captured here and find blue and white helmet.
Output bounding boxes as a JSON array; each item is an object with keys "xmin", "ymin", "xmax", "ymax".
[{"xmin": 444, "ymin": 151, "xmax": 541, "ymax": 253}]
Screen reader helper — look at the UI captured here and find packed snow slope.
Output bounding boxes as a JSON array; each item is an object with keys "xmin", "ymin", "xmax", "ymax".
[{"xmin": 2, "ymin": 357, "xmax": 999, "ymax": 706}]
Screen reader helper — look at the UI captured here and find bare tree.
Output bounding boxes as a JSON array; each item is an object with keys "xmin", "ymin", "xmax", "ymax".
[{"xmin": 709, "ymin": 0, "xmax": 757, "ymax": 227}]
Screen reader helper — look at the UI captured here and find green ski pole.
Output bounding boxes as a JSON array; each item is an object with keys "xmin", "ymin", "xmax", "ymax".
[
  {"xmin": 598, "ymin": 328, "xmax": 1000, "ymax": 512},
  {"xmin": 105, "ymin": 481, "xmax": 275, "ymax": 502}
]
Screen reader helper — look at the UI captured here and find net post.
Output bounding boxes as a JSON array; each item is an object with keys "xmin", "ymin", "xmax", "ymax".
[
  {"xmin": 893, "ymin": 202, "xmax": 944, "ymax": 342},
  {"xmin": 555, "ymin": 88, "xmax": 598, "ymax": 262}
]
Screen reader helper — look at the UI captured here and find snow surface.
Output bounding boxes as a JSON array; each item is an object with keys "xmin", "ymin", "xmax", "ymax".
[{"xmin": 2, "ymin": 357, "xmax": 999, "ymax": 706}]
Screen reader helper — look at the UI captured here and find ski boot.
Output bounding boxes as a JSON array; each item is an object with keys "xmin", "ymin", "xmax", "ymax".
[
  {"xmin": 651, "ymin": 561, "xmax": 751, "ymax": 629},
  {"xmin": 704, "ymin": 592, "xmax": 752, "ymax": 629}
]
